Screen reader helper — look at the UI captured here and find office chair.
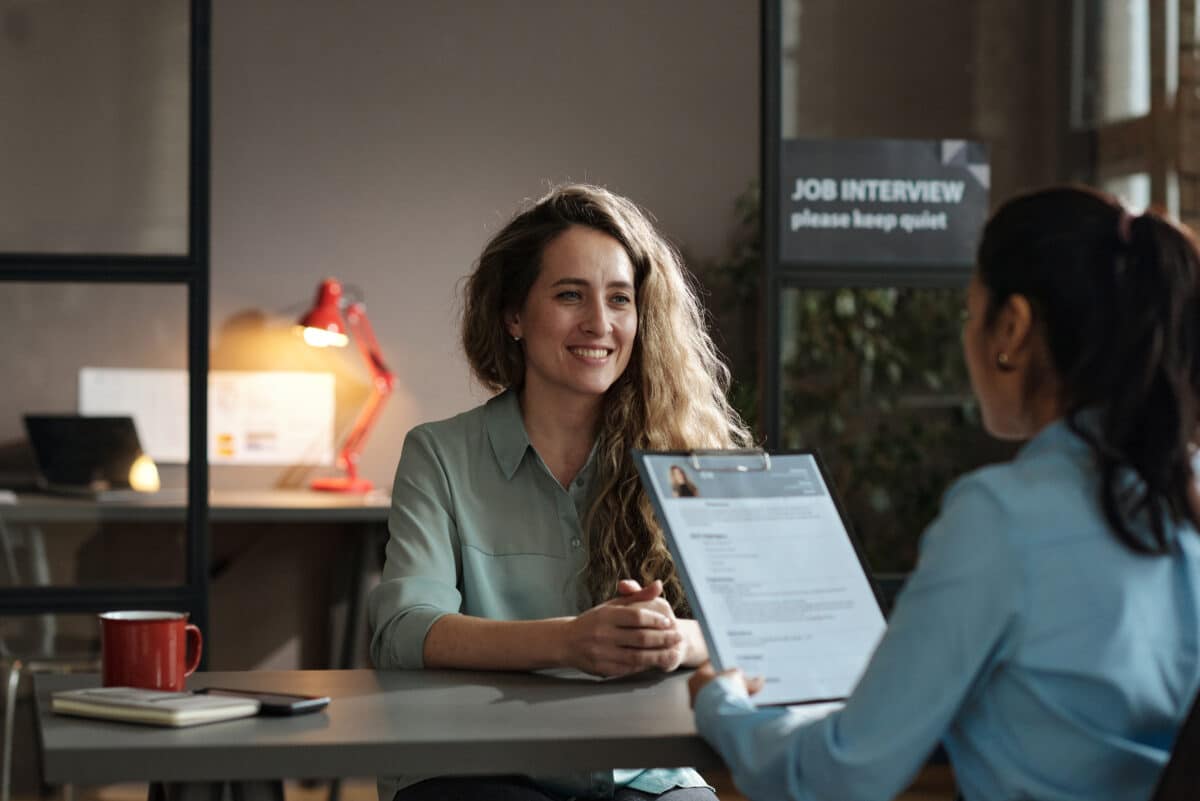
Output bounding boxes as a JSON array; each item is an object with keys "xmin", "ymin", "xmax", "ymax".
[
  {"xmin": 1151, "ymin": 688, "xmax": 1200, "ymax": 801},
  {"xmin": 0, "ymin": 516, "xmax": 98, "ymax": 801}
]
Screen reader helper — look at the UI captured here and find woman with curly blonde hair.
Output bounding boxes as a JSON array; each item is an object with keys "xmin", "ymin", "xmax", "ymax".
[{"xmin": 369, "ymin": 184, "xmax": 749, "ymax": 801}]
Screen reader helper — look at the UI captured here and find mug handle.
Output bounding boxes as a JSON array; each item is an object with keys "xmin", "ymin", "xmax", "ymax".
[{"xmin": 184, "ymin": 624, "xmax": 203, "ymax": 677}]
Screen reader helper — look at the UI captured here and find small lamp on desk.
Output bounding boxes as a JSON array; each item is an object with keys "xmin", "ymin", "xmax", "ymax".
[{"xmin": 297, "ymin": 278, "xmax": 395, "ymax": 493}]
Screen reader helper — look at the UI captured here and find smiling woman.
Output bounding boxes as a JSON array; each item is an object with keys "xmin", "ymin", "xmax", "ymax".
[
  {"xmin": 369, "ymin": 184, "xmax": 750, "ymax": 801},
  {"xmin": 504, "ymin": 225, "xmax": 639, "ymax": 412}
]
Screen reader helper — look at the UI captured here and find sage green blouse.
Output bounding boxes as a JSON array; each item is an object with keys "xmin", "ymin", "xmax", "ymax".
[{"xmin": 368, "ymin": 389, "xmax": 707, "ymax": 800}]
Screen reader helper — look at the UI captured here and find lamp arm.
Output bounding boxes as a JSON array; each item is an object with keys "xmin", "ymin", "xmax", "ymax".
[
  {"xmin": 337, "ymin": 303, "xmax": 396, "ymax": 479},
  {"xmin": 345, "ymin": 302, "xmax": 393, "ymax": 380}
]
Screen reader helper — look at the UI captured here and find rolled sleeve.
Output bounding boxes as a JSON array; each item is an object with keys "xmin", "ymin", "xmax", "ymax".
[{"xmin": 368, "ymin": 427, "xmax": 464, "ymax": 669}]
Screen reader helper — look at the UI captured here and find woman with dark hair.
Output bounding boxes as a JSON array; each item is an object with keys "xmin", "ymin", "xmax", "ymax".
[
  {"xmin": 689, "ymin": 186, "xmax": 1200, "ymax": 801},
  {"xmin": 369, "ymin": 184, "xmax": 750, "ymax": 801}
]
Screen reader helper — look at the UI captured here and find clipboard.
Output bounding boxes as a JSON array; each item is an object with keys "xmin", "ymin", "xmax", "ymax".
[{"xmin": 633, "ymin": 448, "xmax": 887, "ymax": 707}]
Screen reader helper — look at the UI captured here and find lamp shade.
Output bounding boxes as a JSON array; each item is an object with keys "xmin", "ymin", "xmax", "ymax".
[{"xmin": 298, "ymin": 278, "xmax": 349, "ymax": 348}]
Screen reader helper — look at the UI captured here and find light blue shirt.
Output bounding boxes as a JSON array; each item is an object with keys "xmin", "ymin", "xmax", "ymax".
[
  {"xmin": 369, "ymin": 390, "xmax": 707, "ymax": 799},
  {"xmin": 694, "ymin": 418, "xmax": 1200, "ymax": 801}
]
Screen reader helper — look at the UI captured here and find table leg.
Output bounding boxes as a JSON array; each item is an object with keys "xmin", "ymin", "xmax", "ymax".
[
  {"xmin": 25, "ymin": 527, "xmax": 56, "ymax": 656},
  {"xmin": 147, "ymin": 781, "xmax": 225, "ymax": 801},
  {"xmin": 230, "ymin": 781, "xmax": 285, "ymax": 801},
  {"xmin": 339, "ymin": 521, "xmax": 384, "ymax": 670},
  {"xmin": 2, "ymin": 659, "xmax": 21, "ymax": 801},
  {"xmin": 146, "ymin": 781, "xmax": 284, "ymax": 801}
]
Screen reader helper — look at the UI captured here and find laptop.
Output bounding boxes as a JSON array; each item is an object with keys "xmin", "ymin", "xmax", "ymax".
[{"xmin": 23, "ymin": 415, "xmax": 155, "ymax": 500}]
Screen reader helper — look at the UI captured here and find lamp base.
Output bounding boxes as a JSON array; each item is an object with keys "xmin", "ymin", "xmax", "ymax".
[{"xmin": 310, "ymin": 476, "xmax": 375, "ymax": 493}]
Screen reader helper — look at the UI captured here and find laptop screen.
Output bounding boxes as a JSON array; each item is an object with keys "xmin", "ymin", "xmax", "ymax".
[{"xmin": 23, "ymin": 415, "xmax": 145, "ymax": 492}]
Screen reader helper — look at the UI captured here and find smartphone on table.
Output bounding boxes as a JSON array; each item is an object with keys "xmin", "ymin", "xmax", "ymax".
[{"xmin": 195, "ymin": 687, "xmax": 331, "ymax": 716}]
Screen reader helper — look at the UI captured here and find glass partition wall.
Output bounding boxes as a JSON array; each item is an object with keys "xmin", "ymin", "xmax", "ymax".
[
  {"xmin": 760, "ymin": 0, "xmax": 1186, "ymax": 587},
  {"xmin": 0, "ymin": 0, "xmax": 210, "ymax": 651}
]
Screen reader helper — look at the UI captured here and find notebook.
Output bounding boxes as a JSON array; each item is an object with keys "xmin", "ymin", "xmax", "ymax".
[
  {"xmin": 51, "ymin": 687, "xmax": 260, "ymax": 727},
  {"xmin": 22, "ymin": 415, "xmax": 154, "ymax": 500}
]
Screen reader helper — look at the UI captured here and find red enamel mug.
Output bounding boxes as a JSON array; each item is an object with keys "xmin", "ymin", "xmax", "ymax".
[{"xmin": 99, "ymin": 611, "xmax": 202, "ymax": 692}]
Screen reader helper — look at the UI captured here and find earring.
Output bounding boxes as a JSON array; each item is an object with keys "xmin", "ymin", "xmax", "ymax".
[
  {"xmin": 996, "ymin": 352, "xmax": 1012, "ymax": 370},
  {"xmin": 512, "ymin": 335, "xmax": 521, "ymax": 343}
]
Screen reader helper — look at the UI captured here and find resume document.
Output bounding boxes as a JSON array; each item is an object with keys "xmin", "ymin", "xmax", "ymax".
[{"xmin": 636, "ymin": 452, "xmax": 887, "ymax": 707}]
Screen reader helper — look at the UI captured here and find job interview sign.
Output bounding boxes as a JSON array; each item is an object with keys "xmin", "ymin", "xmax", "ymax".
[{"xmin": 779, "ymin": 139, "xmax": 989, "ymax": 269}]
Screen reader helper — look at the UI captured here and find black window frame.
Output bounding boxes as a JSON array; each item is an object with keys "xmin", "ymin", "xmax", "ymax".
[{"xmin": 0, "ymin": 0, "xmax": 211, "ymax": 654}]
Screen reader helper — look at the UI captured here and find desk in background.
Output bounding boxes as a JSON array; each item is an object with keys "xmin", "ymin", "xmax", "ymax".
[
  {"xmin": 3, "ymin": 489, "xmax": 389, "ymax": 525},
  {"xmin": 0, "ymin": 490, "xmax": 390, "ymax": 669},
  {"xmin": 35, "ymin": 669, "xmax": 721, "ymax": 800}
]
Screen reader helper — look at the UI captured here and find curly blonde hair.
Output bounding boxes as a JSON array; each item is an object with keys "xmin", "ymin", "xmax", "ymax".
[{"xmin": 462, "ymin": 184, "xmax": 751, "ymax": 613}]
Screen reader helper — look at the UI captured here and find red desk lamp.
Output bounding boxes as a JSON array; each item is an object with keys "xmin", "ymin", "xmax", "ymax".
[{"xmin": 297, "ymin": 278, "xmax": 395, "ymax": 493}]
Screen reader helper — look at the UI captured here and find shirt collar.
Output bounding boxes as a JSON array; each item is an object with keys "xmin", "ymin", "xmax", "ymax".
[
  {"xmin": 484, "ymin": 388, "xmax": 532, "ymax": 480},
  {"xmin": 1016, "ymin": 413, "xmax": 1093, "ymax": 461}
]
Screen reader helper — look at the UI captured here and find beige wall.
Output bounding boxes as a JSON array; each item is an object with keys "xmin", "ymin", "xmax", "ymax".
[
  {"xmin": 0, "ymin": 0, "xmax": 189, "ymax": 254},
  {"xmin": 781, "ymin": 0, "xmax": 1063, "ymax": 205},
  {"xmin": 209, "ymin": 0, "xmax": 760, "ymax": 490},
  {"xmin": 0, "ymin": 1, "xmax": 759, "ymax": 493}
]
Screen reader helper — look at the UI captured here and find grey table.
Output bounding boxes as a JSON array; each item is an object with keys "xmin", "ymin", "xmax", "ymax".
[{"xmin": 34, "ymin": 669, "xmax": 720, "ymax": 800}]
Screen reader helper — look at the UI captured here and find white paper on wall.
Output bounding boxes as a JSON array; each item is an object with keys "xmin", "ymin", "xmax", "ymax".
[
  {"xmin": 78, "ymin": 367, "xmax": 189, "ymax": 462},
  {"xmin": 206, "ymin": 371, "xmax": 335, "ymax": 466},
  {"xmin": 79, "ymin": 367, "xmax": 335, "ymax": 466}
]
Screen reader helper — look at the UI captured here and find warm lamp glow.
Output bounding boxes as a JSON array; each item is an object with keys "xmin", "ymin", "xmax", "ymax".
[
  {"xmin": 128, "ymin": 454, "xmax": 161, "ymax": 493},
  {"xmin": 296, "ymin": 277, "xmax": 395, "ymax": 493},
  {"xmin": 299, "ymin": 326, "xmax": 350, "ymax": 348}
]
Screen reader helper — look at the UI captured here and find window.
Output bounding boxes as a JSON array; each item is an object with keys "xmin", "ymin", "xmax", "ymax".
[{"xmin": 758, "ymin": 0, "xmax": 1184, "ymax": 579}]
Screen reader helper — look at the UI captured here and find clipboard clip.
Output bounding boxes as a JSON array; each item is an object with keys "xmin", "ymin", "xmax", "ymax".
[{"xmin": 687, "ymin": 449, "xmax": 772, "ymax": 473}]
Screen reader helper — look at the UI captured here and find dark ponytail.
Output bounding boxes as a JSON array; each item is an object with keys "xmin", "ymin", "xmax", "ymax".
[{"xmin": 977, "ymin": 186, "xmax": 1200, "ymax": 553}]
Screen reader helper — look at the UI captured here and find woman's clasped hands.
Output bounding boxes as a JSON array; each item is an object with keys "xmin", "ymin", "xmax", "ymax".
[{"xmin": 564, "ymin": 579, "xmax": 689, "ymax": 677}]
